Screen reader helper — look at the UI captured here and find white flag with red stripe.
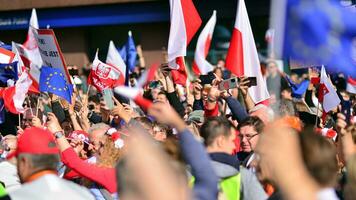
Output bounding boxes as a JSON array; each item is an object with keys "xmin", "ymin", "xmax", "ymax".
[
  {"xmin": 346, "ymin": 77, "xmax": 356, "ymax": 94},
  {"xmin": 192, "ymin": 10, "xmax": 216, "ymax": 75},
  {"xmin": 12, "ymin": 42, "xmax": 40, "ymax": 93},
  {"xmin": 23, "ymin": 9, "xmax": 42, "ymax": 68},
  {"xmin": 88, "ymin": 50, "xmax": 123, "ymax": 92},
  {"xmin": 1, "ymin": 63, "xmax": 33, "ymax": 114},
  {"xmin": 320, "ymin": 66, "xmax": 340, "ymax": 112},
  {"xmin": 106, "ymin": 40, "xmax": 126, "ymax": 84},
  {"xmin": 114, "ymin": 86, "xmax": 152, "ymax": 111},
  {"xmin": 167, "ymin": 0, "xmax": 202, "ymax": 70},
  {"xmin": 136, "ymin": 63, "xmax": 160, "ymax": 88},
  {"xmin": 225, "ymin": 0, "xmax": 269, "ymax": 103}
]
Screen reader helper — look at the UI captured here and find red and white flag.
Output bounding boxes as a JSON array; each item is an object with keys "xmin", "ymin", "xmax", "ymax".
[
  {"xmin": 23, "ymin": 9, "xmax": 42, "ymax": 68},
  {"xmin": 13, "ymin": 9, "xmax": 42, "ymax": 89},
  {"xmin": 12, "ymin": 42, "xmax": 40, "ymax": 93},
  {"xmin": 114, "ymin": 87, "xmax": 152, "ymax": 111},
  {"xmin": 1, "ymin": 67, "xmax": 33, "ymax": 114},
  {"xmin": 319, "ymin": 66, "xmax": 340, "ymax": 112},
  {"xmin": 136, "ymin": 63, "xmax": 160, "ymax": 88},
  {"xmin": 346, "ymin": 77, "xmax": 356, "ymax": 94},
  {"xmin": 192, "ymin": 10, "xmax": 216, "ymax": 75},
  {"xmin": 167, "ymin": 0, "xmax": 201, "ymax": 74},
  {"xmin": 106, "ymin": 40, "xmax": 126, "ymax": 85},
  {"xmin": 88, "ymin": 50, "xmax": 123, "ymax": 92},
  {"xmin": 225, "ymin": 0, "xmax": 269, "ymax": 103}
]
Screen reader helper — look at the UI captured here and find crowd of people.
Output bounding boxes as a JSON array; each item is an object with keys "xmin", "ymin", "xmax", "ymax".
[{"xmin": 0, "ymin": 47, "xmax": 355, "ymax": 200}]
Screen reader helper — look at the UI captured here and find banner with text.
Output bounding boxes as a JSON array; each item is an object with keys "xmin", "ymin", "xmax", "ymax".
[{"xmin": 33, "ymin": 29, "xmax": 71, "ymax": 84}]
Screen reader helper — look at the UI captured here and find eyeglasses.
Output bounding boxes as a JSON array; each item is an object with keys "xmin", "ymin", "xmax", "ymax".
[{"xmin": 238, "ymin": 133, "xmax": 259, "ymax": 141}]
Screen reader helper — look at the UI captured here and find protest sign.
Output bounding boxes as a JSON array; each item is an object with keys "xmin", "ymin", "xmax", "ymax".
[
  {"xmin": 0, "ymin": 48, "xmax": 15, "ymax": 64},
  {"xmin": 33, "ymin": 29, "xmax": 72, "ymax": 84}
]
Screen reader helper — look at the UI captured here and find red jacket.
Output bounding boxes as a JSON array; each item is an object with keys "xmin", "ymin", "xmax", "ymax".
[{"xmin": 61, "ymin": 147, "xmax": 117, "ymax": 193}]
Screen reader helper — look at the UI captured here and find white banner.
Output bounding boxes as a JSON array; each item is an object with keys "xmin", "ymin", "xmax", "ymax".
[{"xmin": 33, "ymin": 29, "xmax": 71, "ymax": 84}]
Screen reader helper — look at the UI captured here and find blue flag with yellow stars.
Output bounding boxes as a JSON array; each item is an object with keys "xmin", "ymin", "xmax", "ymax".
[
  {"xmin": 277, "ymin": 0, "xmax": 356, "ymax": 78},
  {"xmin": 39, "ymin": 66, "xmax": 73, "ymax": 103}
]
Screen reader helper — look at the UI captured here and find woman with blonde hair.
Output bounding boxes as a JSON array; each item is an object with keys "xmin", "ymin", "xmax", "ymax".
[{"xmin": 46, "ymin": 112, "xmax": 123, "ymax": 199}]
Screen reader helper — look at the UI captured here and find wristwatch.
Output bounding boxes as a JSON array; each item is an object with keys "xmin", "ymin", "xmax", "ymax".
[{"xmin": 54, "ymin": 131, "xmax": 64, "ymax": 139}]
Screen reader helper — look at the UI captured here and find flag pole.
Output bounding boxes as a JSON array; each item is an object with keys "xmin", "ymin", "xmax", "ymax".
[
  {"xmin": 315, "ymin": 101, "xmax": 320, "ymax": 128},
  {"xmin": 18, "ymin": 114, "xmax": 21, "ymax": 128},
  {"xmin": 26, "ymin": 97, "xmax": 34, "ymax": 117},
  {"xmin": 35, "ymin": 96, "xmax": 41, "ymax": 117},
  {"xmin": 86, "ymin": 85, "xmax": 91, "ymax": 96}
]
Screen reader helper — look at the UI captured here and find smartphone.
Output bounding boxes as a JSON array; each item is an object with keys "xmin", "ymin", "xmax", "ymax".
[
  {"xmin": 246, "ymin": 77, "xmax": 257, "ymax": 87},
  {"xmin": 102, "ymin": 89, "xmax": 114, "ymax": 110},
  {"xmin": 219, "ymin": 78, "xmax": 238, "ymax": 90}
]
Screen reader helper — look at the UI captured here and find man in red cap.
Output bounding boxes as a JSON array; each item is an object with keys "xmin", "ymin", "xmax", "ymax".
[{"xmin": 0, "ymin": 127, "xmax": 95, "ymax": 200}]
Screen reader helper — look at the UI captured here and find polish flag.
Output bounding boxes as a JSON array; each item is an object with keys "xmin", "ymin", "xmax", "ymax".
[
  {"xmin": 167, "ymin": 0, "xmax": 202, "ymax": 83},
  {"xmin": 106, "ymin": 41, "xmax": 126, "ymax": 85},
  {"xmin": 114, "ymin": 87, "xmax": 152, "ymax": 111},
  {"xmin": 18, "ymin": 9, "xmax": 42, "ymax": 89},
  {"xmin": 192, "ymin": 10, "xmax": 217, "ymax": 75},
  {"xmin": 12, "ymin": 42, "xmax": 39, "ymax": 93},
  {"xmin": 88, "ymin": 50, "xmax": 124, "ymax": 92},
  {"xmin": 319, "ymin": 66, "xmax": 340, "ymax": 112},
  {"xmin": 346, "ymin": 77, "xmax": 356, "ymax": 94},
  {"xmin": 136, "ymin": 63, "xmax": 160, "ymax": 88},
  {"xmin": 225, "ymin": 0, "xmax": 269, "ymax": 103},
  {"xmin": 1, "ymin": 67, "xmax": 33, "ymax": 114}
]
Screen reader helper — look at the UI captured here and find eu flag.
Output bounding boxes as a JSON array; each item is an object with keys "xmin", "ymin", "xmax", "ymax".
[
  {"xmin": 119, "ymin": 31, "xmax": 137, "ymax": 73},
  {"xmin": 0, "ymin": 62, "xmax": 18, "ymax": 87},
  {"xmin": 274, "ymin": 0, "xmax": 356, "ymax": 77},
  {"xmin": 39, "ymin": 66, "xmax": 73, "ymax": 103}
]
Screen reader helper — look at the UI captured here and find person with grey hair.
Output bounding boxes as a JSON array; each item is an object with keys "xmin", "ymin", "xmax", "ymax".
[
  {"xmin": 0, "ymin": 135, "xmax": 20, "ymax": 192},
  {"xmin": 87, "ymin": 123, "xmax": 111, "ymax": 163},
  {"xmin": 0, "ymin": 127, "xmax": 94, "ymax": 200}
]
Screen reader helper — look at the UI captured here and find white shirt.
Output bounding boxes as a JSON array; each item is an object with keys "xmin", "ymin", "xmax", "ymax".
[{"xmin": 8, "ymin": 174, "xmax": 95, "ymax": 200}]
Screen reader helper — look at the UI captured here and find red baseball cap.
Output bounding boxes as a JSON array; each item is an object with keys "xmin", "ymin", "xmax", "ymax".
[{"xmin": 7, "ymin": 127, "xmax": 59, "ymax": 159}]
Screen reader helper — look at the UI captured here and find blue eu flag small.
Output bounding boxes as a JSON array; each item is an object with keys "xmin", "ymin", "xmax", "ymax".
[
  {"xmin": 281, "ymin": 0, "xmax": 356, "ymax": 77},
  {"xmin": 39, "ymin": 66, "xmax": 73, "ymax": 103}
]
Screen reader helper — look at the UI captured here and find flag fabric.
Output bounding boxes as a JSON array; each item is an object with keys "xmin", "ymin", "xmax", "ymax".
[
  {"xmin": 136, "ymin": 63, "xmax": 160, "ymax": 88},
  {"xmin": 0, "ymin": 99, "xmax": 5, "ymax": 124},
  {"xmin": 12, "ymin": 45, "xmax": 40, "ymax": 94},
  {"xmin": 0, "ymin": 41, "xmax": 11, "ymax": 51},
  {"xmin": 0, "ymin": 47, "xmax": 15, "ymax": 64},
  {"xmin": 0, "ymin": 62, "xmax": 18, "ymax": 86},
  {"xmin": 114, "ymin": 86, "xmax": 152, "ymax": 111},
  {"xmin": 39, "ymin": 66, "xmax": 73, "ymax": 103},
  {"xmin": 192, "ymin": 10, "xmax": 216, "ymax": 75},
  {"xmin": 88, "ymin": 50, "xmax": 123, "ymax": 92},
  {"xmin": 270, "ymin": 0, "xmax": 356, "ymax": 78},
  {"xmin": 106, "ymin": 40, "xmax": 126, "ymax": 85},
  {"xmin": 265, "ymin": 28, "xmax": 275, "ymax": 58},
  {"xmin": 11, "ymin": 42, "xmax": 41, "ymax": 88},
  {"xmin": 119, "ymin": 31, "xmax": 137, "ymax": 73},
  {"xmin": 225, "ymin": 0, "xmax": 269, "ymax": 103},
  {"xmin": 319, "ymin": 66, "xmax": 340, "ymax": 112},
  {"xmin": 23, "ymin": 9, "xmax": 43, "ymax": 68},
  {"xmin": 2, "ymin": 69, "xmax": 33, "ymax": 114},
  {"xmin": 285, "ymin": 76, "xmax": 310, "ymax": 98},
  {"xmin": 167, "ymin": 0, "xmax": 202, "ymax": 70},
  {"xmin": 346, "ymin": 77, "xmax": 356, "ymax": 94}
]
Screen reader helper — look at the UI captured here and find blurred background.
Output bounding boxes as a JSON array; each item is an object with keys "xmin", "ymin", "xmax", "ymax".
[{"xmin": 0, "ymin": 0, "xmax": 271, "ymax": 68}]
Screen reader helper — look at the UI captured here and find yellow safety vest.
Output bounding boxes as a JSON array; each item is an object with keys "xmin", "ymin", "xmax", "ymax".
[{"xmin": 189, "ymin": 173, "xmax": 241, "ymax": 200}]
